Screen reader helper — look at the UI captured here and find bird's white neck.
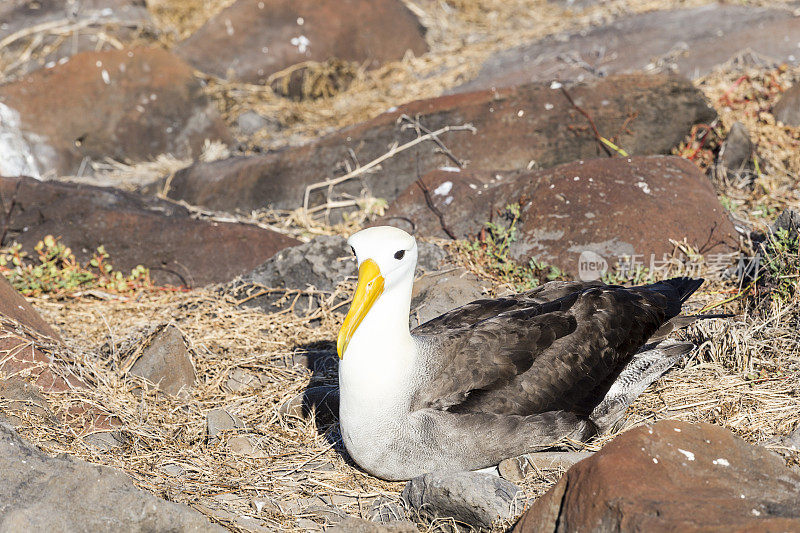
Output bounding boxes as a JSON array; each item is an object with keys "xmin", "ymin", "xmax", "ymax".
[{"xmin": 339, "ymin": 272, "xmax": 416, "ymax": 405}]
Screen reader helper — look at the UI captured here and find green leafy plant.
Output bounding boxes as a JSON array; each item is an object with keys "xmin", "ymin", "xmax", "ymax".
[
  {"xmin": 461, "ymin": 203, "xmax": 565, "ymax": 291},
  {"xmin": 0, "ymin": 235, "xmax": 153, "ymax": 297}
]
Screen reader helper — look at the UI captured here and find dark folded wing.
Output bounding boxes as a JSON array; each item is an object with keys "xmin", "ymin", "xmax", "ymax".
[
  {"xmin": 411, "ymin": 280, "xmax": 604, "ymax": 335},
  {"xmin": 411, "ymin": 279, "xmax": 702, "ymax": 416}
]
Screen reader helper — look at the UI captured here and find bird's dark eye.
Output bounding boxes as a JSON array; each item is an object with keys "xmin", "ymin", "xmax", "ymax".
[{"xmin": 394, "ymin": 250, "xmax": 405, "ymax": 260}]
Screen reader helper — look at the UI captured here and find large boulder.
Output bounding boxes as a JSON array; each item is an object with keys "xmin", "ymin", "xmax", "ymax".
[
  {"xmin": 0, "ymin": 177, "xmax": 299, "ymax": 287},
  {"xmin": 0, "ymin": 48, "xmax": 231, "ymax": 177},
  {"xmin": 379, "ymin": 156, "xmax": 738, "ymax": 276},
  {"xmin": 0, "ymin": 1, "xmax": 152, "ymax": 80},
  {"xmin": 0, "ymin": 422, "xmax": 225, "ymax": 532},
  {"xmin": 174, "ymin": 0, "xmax": 427, "ymax": 84},
  {"xmin": 513, "ymin": 421, "xmax": 800, "ymax": 532},
  {"xmin": 167, "ymin": 74, "xmax": 715, "ymax": 216},
  {"xmin": 455, "ymin": 4, "xmax": 800, "ymax": 93}
]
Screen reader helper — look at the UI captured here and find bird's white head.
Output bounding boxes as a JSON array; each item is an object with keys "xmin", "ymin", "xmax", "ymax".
[{"xmin": 337, "ymin": 226, "xmax": 417, "ymax": 359}]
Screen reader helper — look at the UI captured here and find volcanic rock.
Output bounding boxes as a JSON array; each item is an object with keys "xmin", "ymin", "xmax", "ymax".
[
  {"xmin": 773, "ymin": 83, "xmax": 800, "ymax": 127},
  {"xmin": 167, "ymin": 74, "xmax": 715, "ymax": 217},
  {"xmin": 0, "ymin": 277, "xmax": 117, "ymax": 432},
  {"xmin": 206, "ymin": 408, "xmax": 244, "ymax": 443},
  {"xmin": 0, "ymin": 176, "xmax": 299, "ymax": 286},
  {"xmin": 230, "ymin": 235, "xmax": 446, "ymax": 315},
  {"xmin": 380, "ymin": 156, "xmax": 738, "ymax": 276},
  {"xmin": 0, "ymin": 1, "xmax": 152, "ymax": 79},
  {"xmin": 0, "ymin": 47, "xmax": 231, "ymax": 177},
  {"xmin": 0, "ymin": 422, "xmax": 225, "ymax": 532},
  {"xmin": 328, "ymin": 517, "xmax": 418, "ymax": 533},
  {"xmin": 455, "ymin": 4, "xmax": 800, "ymax": 93},
  {"xmin": 513, "ymin": 421, "xmax": 800, "ymax": 532},
  {"xmin": 0, "ymin": 276, "xmax": 73, "ymax": 394},
  {"xmin": 718, "ymin": 122, "xmax": 755, "ymax": 175},
  {"xmin": 498, "ymin": 451, "xmax": 593, "ymax": 483},
  {"xmin": 127, "ymin": 325, "xmax": 196, "ymax": 397},
  {"xmin": 402, "ymin": 471, "xmax": 522, "ymax": 530},
  {"xmin": 0, "ymin": 377, "xmax": 55, "ymax": 427},
  {"xmin": 174, "ymin": 0, "xmax": 427, "ymax": 84},
  {"xmin": 410, "ymin": 268, "xmax": 487, "ymax": 329}
]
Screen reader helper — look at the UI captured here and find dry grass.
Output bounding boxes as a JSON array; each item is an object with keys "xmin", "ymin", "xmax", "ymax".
[
  {"xmin": 146, "ymin": 0, "xmax": 239, "ymax": 43},
  {"xmin": 698, "ymin": 62, "xmax": 800, "ymax": 223}
]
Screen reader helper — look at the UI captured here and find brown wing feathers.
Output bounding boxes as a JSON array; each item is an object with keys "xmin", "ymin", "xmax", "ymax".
[{"xmin": 412, "ymin": 277, "xmax": 704, "ymax": 417}]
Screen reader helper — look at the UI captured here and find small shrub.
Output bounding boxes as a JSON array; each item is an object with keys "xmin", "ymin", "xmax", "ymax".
[
  {"xmin": 460, "ymin": 203, "xmax": 565, "ymax": 291},
  {"xmin": 0, "ymin": 235, "xmax": 153, "ymax": 297}
]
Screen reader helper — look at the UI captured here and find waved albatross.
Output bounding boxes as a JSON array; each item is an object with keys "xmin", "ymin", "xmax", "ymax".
[{"xmin": 337, "ymin": 226, "xmax": 716, "ymax": 481}]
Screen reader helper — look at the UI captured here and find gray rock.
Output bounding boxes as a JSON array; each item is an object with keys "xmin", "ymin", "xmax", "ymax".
[
  {"xmin": 250, "ymin": 497, "xmax": 280, "ymax": 515},
  {"xmin": 328, "ymin": 517, "xmax": 418, "ymax": 532},
  {"xmin": 453, "ymin": 5, "xmax": 800, "ymax": 94},
  {"xmin": 498, "ymin": 451, "xmax": 593, "ymax": 482},
  {"xmin": 162, "ymin": 463, "xmax": 186, "ymax": 477},
  {"xmin": 206, "ymin": 408, "xmax": 244, "ymax": 443},
  {"xmin": 0, "ymin": 1, "xmax": 152, "ymax": 80},
  {"xmin": 0, "ymin": 422, "xmax": 224, "ymax": 532},
  {"xmin": 241, "ymin": 235, "xmax": 353, "ymax": 292},
  {"xmin": 772, "ymin": 209, "xmax": 800, "ymax": 241},
  {"xmin": 402, "ymin": 471, "xmax": 523, "ymax": 530},
  {"xmin": 224, "ymin": 368, "xmax": 268, "ymax": 393},
  {"xmin": 236, "ymin": 111, "xmax": 269, "ymax": 135},
  {"xmin": 128, "ymin": 325, "xmax": 196, "ymax": 397},
  {"xmin": 83, "ymin": 431, "xmax": 127, "ymax": 452},
  {"xmin": 230, "ymin": 236, "xmax": 447, "ymax": 315},
  {"xmin": 228, "ymin": 435, "xmax": 266, "ymax": 457},
  {"xmin": 773, "ymin": 84, "xmax": 800, "ymax": 127},
  {"xmin": 718, "ymin": 122, "xmax": 754, "ymax": 173},
  {"xmin": 410, "ymin": 268, "xmax": 486, "ymax": 329},
  {"xmin": 0, "ymin": 377, "xmax": 55, "ymax": 426}
]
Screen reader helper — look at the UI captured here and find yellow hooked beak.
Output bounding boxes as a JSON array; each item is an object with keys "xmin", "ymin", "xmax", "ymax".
[{"xmin": 337, "ymin": 259, "xmax": 384, "ymax": 359}]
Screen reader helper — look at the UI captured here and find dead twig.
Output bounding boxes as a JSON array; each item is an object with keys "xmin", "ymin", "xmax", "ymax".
[
  {"xmin": 301, "ymin": 122, "xmax": 476, "ymax": 224},
  {"xmin": 400, "ymin": 114, "xmax": 467, "ymax": 169},
  {"xmin": 415, "ymin": 178, "xmax": 457, "ymax": 240},
  {"xmin": 560, "ymin": 86, "xmax": 614, "ymax": 157}
]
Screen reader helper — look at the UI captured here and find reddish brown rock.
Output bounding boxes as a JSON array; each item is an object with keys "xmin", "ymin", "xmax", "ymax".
[
  {"xmin": 0, "ymin": 276, "xmax": 70, "ymax": 393},
  {"xmin": 513, "ymin": 421, "xmax": 800, "ymax": 532},
  {"xmin": 455, "ymin": 5, "xmax": 800, "ymax": 93},
  {"xmin": 168, "ymin": 74, "xmax": 715, "ymax": 216},
  {"xmin": 0, "ymin": 176, "xmax": 300, "ymax": 287},
  {"xmin": 380, "ymin": 156, "xmax": 738, "ymax": 276},
  {"xmin": 773, "ymin": 84, "xmax": 800, "ymax": 127},
  {"xmin": 0, "ymin": 47, "xmax": 232, "ymax": 177},
  {"xmin": 0, "ymin": 1, "xmax": 152, "ymax": 79},
  {"xmin": 0, "ymin": 275, "xmax": 60, "ymax": 341},
  {"xmin": 174, "ymin": 0, "xmax": 427, "ymax": 84},
  {"xmin": 0, "ymin": 276, "xmax": 115, "ymax": 432}
]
